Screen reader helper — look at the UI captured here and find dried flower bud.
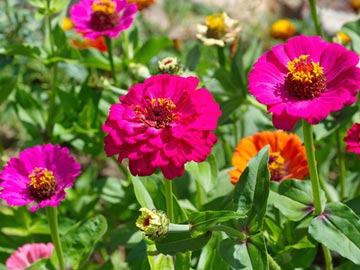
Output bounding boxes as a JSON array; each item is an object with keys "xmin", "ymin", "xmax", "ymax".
[
  {"xmin": 136, "ymin": 208, "xmax": 170, "ymax": 240},
  {"xmin": 158, "ymin": 57, "xmax": 183, "ymax": 75}
]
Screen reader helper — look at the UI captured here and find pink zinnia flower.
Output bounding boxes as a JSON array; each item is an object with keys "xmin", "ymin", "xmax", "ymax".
[
  {"xmin": 103, "ymin": 74, "xmax": 221, "ymax": 179},
  {"xmin": 70, "ymin": 0, "xmax": 138, "ymax": 40},
  {"xmin": 6, "ymin": 243, "xmax": 54, "ymax": 270},
  {"xmin": 249, "ymin": 35, "xmax": 360, "ymax": 130},
  {"xmin": 344, "ymin": 123, "xmax": 360, "ymax": 156},
  {"xmin": 0, "ymin": 144, "xmax": 81, "ymax": 211}
]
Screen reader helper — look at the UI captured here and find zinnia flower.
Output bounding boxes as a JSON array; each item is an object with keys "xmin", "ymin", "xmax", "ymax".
[
  {"xmin": 0, "ymin": 144, "xmax": 81, "ymax": 211},
  {"xmin": 6, "ymin": 243, "xmax": 54, "ymax": 270},
  {"xmin": 70, "ymin": 0, "xmax": 138, "ymax": 40},
  {"xmin": 249, "ymin": 35, "xmax": 360, "ymax": 131},
  {"xmin": 344, "ymin": 123, "xmax": 360, "ymax": 156},
  {"xmin": 229, "ymin": 131, "xmax": 309, "ymax": 185},
  {"xmin": 196, "ymin": 12, "xmax": 241, "ymax": 47},
  {"xmin": 103, "ymin": 74, "xmax": 221, "ymax": 179},
  {"xmin": 128, "ymin": 0, "xmax": 156, "ymax": 11},
  {"xmin": 270, "ymin": 19, "xmax": 296, "ymax": 40}
]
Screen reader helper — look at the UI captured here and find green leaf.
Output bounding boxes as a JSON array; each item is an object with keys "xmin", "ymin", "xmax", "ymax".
[
  {"xmin": 189, "ymin": 210, "xmax": 245, "ymax": 238},
  {"xmin": 342, "ymin": 18, "xmax": 360, "ymax": 54},
  {"xmin": 233, "ymin": 146, "xmax": 270, "ymax": 232},
  {"xmin": 0, "ymin": 76, "xmax": 17, "ymax": 105},
  {"xmin": 147, "ymin": 244, "xmax": 173, "ymax": 270},
  {"xmin": 50, "ymin": 0, "xmax": 70, "ymax": 13},
  {"xmin": 155, "ymin": 231, "xmax": 211, "ymax": 255},
  {"xmin": 197, "ymin": 232, "xmax": 228, "ymax": 270},
  {"xmin": 186, "ymin": 44, "xmax": 201, "ymax": 70},
  {"xmin": 131, "ymin": 175, "xmax": 155, "ymax": 209},
  {"xmin": 269, "ymin": 179, "xmax": 326, "ymax": 221},
  {"xmin": 26, "ymin": 258, "xmax": 55, "ymax": 270},
  {"xmin": 220, "ymin": 232, "xmax": 268, "ymax": 270},
  {"xmin": 4, "ymin": 43, "xmax": 42, "ymax": 60},
  {"xmin": 309, "ymin": 202, "xmax": 360, "ymax": 265},
  {"xmin": 174, "ymin": 251, "xmax": 191, "ymax": 270},
  {"xmin": 185, "ymin": 154, "xmax": 218, "ymax": 192},
  {"xmin": 134, "ymin": 38, "xmax": 173, "ymax": 64},
  {"xmin": 61, "ymin": 215, "xmax": 108, "ymax": 269}
]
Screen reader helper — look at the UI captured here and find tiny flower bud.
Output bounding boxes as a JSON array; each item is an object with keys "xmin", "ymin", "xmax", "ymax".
[
  {"xmin": 270, "ymin": 19, "xmax": 296, "ymax": 40},
  {"xmin": 158, "ymin": 57, "xmax": 183, "ymax": 75},
  {"xmin": 136, "ymin": 208, "xmax": 170, "ymax": 240},
  {"xmin": 332, "ymin": 32, "xmax": 351, "ymax": 45},
  {"xmin": 129, "ymin": 63, "xmax": 151, "ymax": 81}
]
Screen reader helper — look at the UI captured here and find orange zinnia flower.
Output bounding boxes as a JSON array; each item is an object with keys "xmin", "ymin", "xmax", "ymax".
[
  {"xmin": 229, "ymin": 131, "xmax": 309, "ymax": 185},
  {"xmin": 128, "ymin": 0, "xmax": 156, "ymax": 11}
]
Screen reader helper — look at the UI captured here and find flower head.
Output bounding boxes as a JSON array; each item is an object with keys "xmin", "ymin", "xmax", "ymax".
[
  {"xmin": 128, "ymin": 0, "xmax": 155, "ymax": 11},
  {"xmin": 136, "ymin": 208, "xmax": 169, "ymax": 240},
  {"xmin": 229, "ymin": 131, "xmax": 309, "ymax": 184},
  {"xmin": 249, "ymin": 35, "xmax": 360, "ymax": 130},
  {"xmin": 103, "ymin": 74, "xmax": 221, "ymax": 179},
  {"xmin": 270, "ymin": 19, "xmax": 296, "ymax": 40},
  {"xmin": 6, "ymin": 243, "xmax": 54, "ymax": 270},
  {"xmin": 0, "ymin": 144, "xmax": 81, "ymax": 211},
  {"xmin": 158, "ymin": 57, "xmax": 183, "ymax": 75},
  {"xmin": 196, "ymin": 12, "xmax": 241, "ymax": 47},
  {"xmin": 344, "ymin": 123, "xmax": 360, "ymax": 156},
  {"xmin": 70, "ymin": 0, "xmax": 138, "ymax": 40}
]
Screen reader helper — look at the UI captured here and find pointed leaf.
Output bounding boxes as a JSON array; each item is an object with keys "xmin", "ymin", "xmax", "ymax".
[
  {"xmin": 131, "ymin": 175, "xmax": 155, "ymax": 209},
  {"xmin": 189, "ymin": 210, "xmax": 245, "ymax": 237},
  {"xmin": 309, "ymin": 202, "xmax": 360, "ymax": 265},
  {"xmin": 233, "ymin": 146, "xmax": 270, "ymax": 232},
  {"xmin": 220, "ymin": 232, "xmax": 268, "ymax": 270}
]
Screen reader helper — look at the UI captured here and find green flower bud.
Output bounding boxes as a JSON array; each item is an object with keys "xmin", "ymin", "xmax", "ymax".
[{"xmin": 158, "ymin": 57, "xmax": 183, "ymax": 75}]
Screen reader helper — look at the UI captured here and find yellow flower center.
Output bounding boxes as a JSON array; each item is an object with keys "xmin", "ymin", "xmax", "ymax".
[
  {"xmin": 92, "ymin": 0, "xmax": 116, "ymax": 14},
  {"xmin": 135, "ymin": 98, "xmax": 178, "ymax": 129},
  {"xmin": 285, "ymin": 54, "xmax": 326, "ymax": 100},
  {"xmin": 268, "ymin": 152, "xmax": 287, "ymax": 181},
  {"xmin": 206, "ymin": 13, "xmax": 226, "ymax": 39},
  {"xmin": 28, "ymin": 167, "xmax": 56, "ymax": 201}
]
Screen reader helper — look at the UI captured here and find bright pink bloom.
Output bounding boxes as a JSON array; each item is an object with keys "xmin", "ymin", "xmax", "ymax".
[
  {"xmin": 344, "ymin": 123, "xmax": 360, "ymax": 156},
  {"xmin": 0, "ymin": 144, "xmax": 81, "ymax": 211},
  {"xmin": 6, "ymin": 243, "xmax": 54, "ymax": 270},
  {"xmin": 249, "ymin": 35, "xmax": 360, "ymax": 130},
  {"xmin": 103, "ymin": 74, "xmax": 221, "ymax": 179},
  {"xmin": 70, "ymin": 0, "xmax": 137, "ymax": 40}
]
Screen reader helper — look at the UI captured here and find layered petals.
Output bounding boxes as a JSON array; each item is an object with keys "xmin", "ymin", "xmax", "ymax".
[
  {"xmin": 344, "ymin": 123, "xmax": 360, "ymax": 156},
  {"xmin": 0, "ymin": 144, "xmax": 81, "ymax": 211},
  {"xmin": 249, "ymin": 35, "xmax": 360, "ymax": 130},
  {"xmin": 103, "ymin": 74, "xmax": 221, "ymax": 179},
  {"xmin": 230, "ymin": 131, "xmax": 309, "ymax": 184}
]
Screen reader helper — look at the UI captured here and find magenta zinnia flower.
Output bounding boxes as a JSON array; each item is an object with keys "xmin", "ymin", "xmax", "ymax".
[
  {"xmin": 70, "ymin": 0, "xmax": 137, "ymax": 40},
  {"xmin": 0, "ymin": 144, "xmax": 81, "ymax": 211},
  {"xmin": 103, "ymin": 74, "xmax": 221, "ymax": 179},
  {"xmin": 6, "ymin": 243, "xmax": 54, "ymax": 270},
  {"xmin": 249, "ymin": 35, "xmax": 360, "ymax": 130},
  {"xmin": 344, "ymin": 123, "xmax": 360, "ymax": 156}
]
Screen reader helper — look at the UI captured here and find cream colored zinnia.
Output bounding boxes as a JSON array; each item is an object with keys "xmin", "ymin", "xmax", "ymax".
[{"xmin": 196, "ymin": 12, "xmax": 241, "ymax": 47}]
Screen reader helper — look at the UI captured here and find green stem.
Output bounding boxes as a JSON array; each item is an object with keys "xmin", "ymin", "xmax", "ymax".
[
  {"xmin": 168, "ymin": 223, "xmax": 190, "ymax": 233},
  {"xmin": 217, "ymin": 46, "xmax": 226, "ymax": 67},
  {"xmin": 245, "ymin": 95, "xmax": 267, "ymax": 113},
  {"xmin": 335, "ymin": 130, "xmax": 346, "ymax": 200},
  {"xmin": 46, "ymin": 63, "xmax": 58, "ymax": 139},
  {"xmin": 105, "ymin": 36, "xmax": 118, "ymax": 85},
  {"xmin": 164, "ymin": 179, "xmax": 174, "ymax": 222},
  {"xmin": 309, "ymin": 0, "xmax": 322, "ymax": 36},
  {"xmin": 268, "ymin": 254, "xmax": 282, "ymax": 270},
  {"xmin": 322, "ymin": 244, "xmax": 333, "ymax": 270},
  {"xmin": 46, "ymin": 0, "xmax": 54, "ymax": 54},
  {"xmin": 46, "ymin": 207, "xmax": 65, "ymax": 270},
  {"xmin": 302, "ymin": 120, "xmax": 323, "ymax": 215}
]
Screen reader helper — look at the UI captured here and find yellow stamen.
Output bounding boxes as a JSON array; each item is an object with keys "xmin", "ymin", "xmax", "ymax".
[
  {"xmin": 206, "ymin": 13, "xmax": 226, "ymax": 38},
  {"xmin": 287, "ymin": 54, "xmax": 324, "ymax": 84},
  {"xmin": 92, "ymin": 0, "xmax": 116, "ymax": 14}
]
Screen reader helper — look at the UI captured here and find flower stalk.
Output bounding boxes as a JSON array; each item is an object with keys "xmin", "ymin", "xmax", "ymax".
[
  {"xmin": 46, "ymin": 207, "xmax": 65, "ymax": 270},
  {"xmin": 164, "ymin": 179, "xmax": 174, "ymax": 222},
  {"xmin": 105, "ymin": 36, "xmax": 118, "ymax": 85}
]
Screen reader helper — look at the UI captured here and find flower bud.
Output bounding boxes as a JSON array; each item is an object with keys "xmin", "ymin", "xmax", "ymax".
[
  {"xmin": 158, "ymin": 57, "xmax": 183, "ymax": 75},
  {"xmin": 136, "ymin": 208, "xmax": 170, "ymax": 240}
]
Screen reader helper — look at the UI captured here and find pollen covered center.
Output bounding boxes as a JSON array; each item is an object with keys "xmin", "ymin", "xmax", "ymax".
[
  {"xmin": 90, "ymin": 0, "xmax": 118, "ymax": 31},
  {"xmin": 206, "ymin": 13, "xmax": 226, "ymax": 39},
  {"xmin": 28, "ymin": 167, "xmax": 56, "ymax": 201},
  {"xmin": 268, "ymin": 152, "xmax": 288, "ymax": 181},
  {"xmin": 285, "ymin": 54, "xmax": 326, "ymax": 100},
  {"xmin": 136, "ymin": 98, "xmax": 178, "ymax": 129}
]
